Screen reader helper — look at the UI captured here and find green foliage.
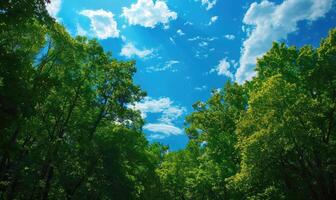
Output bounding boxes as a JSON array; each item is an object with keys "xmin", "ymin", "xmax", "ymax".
[
  {"xmin": 1, "ymin": 1, "xmax": 335, "ymax": 199},
  {"xmin": 158, "ymin": 29, "xmax": 336, "ymax": 200},
  {"xmin": 0, "ymin": 1, "xmax": 160, "ymax": 199}
]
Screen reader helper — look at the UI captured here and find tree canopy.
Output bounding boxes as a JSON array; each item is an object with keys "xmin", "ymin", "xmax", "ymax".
[{"xmin": 0, "ymin": 1, "xmax": 335, "ymax": 199}]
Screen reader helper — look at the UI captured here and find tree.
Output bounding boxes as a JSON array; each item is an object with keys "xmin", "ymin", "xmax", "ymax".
[
  {"xmin": 0, "ymin": 1, "xmax": 161, "ymax": 199},
  {"xmin": 231, "ymin": 29, "xmax": 336, "ymax": 199}
]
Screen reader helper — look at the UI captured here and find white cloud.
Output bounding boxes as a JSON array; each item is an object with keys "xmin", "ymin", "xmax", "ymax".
[
  {"xmin": 144, "ymin": 123, "xmax": 183, "ymax": 135},
  {"xmin": 46, "ymin": 0, "xmax": 61, "ymax": 18},
  {"xmin": 169, "ymin": 37, "xmax": 176, "ymax": 44},
  {"xmin": 147, "ymin": 60, "xmax": 180, "ymax": 72},
  {"xmin": 211, "ymin": 58, "xmax": 234, "ymax": 79},
  {"xmin": 121, "ymin": 35, "xmax": 127, "ymax": 42},
  {"xmin": 208, "ymin": 16, "xmax": 218, "ymax": 25},
  {"xmin": 160, "ymin": 105, "xmax": 185, "ymax": 124},
  {"xmin": 131, "ymin": 97, "xmax": 171, "ymax": 118},
  {"xmin": 224, "ymin": 34, "xmax": 235, "ymax": 40},
  {"xmin": 236, "ymin": 0, "xmax": 333, "ymax": 83},
  {"xmin": 188, "ymin": 36, "xmax": 217, "ymax": 42},
  {"xmin": 177, "ymin": 29, "xmax": 185, "ymax": 36},
  {"xmin": 197, "ymin": 0, "xmax": 217, "ymax": 10},
  {"xmin": 188, "ymin": 36, "xmax": 201, "ymax": 41},
  {"xmin": 120, "ymin": 43, "xmax": 153, "ymax": 58},
  {"xmin": 184, "ymin": 21, "xmax": 193, "ymax": 26},
  {"xmin": 79, "ymin": 9, "xmax": 120, "ymax": 39},
  {"xmin": 130, "ymin": 97, "xmax": 186, "ymax": 138},
  {"xmin": 131, "ymin": 97, "xmax": 185, "ymax": 123},
  {"xmin": 122, "ymin": 0, "xmax": 177, "ymax": 28},
  {"xmin": 198, "ymin": 41, "xmax": 208, "ymax": 47},
  {"xmin": 194, "ymin": 85, "xmax": 207, "ymax": 91}
]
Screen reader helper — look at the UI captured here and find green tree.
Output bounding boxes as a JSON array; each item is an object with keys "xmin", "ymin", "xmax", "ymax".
[{"xmin": 231, "ymin": 29, "xmax": 336, "ymax": 199}]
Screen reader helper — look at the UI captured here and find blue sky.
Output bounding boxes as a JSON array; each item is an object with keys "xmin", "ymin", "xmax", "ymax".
[{"xmin": 47, "ymin": 0, "xmax": 336, "ymax": 150}]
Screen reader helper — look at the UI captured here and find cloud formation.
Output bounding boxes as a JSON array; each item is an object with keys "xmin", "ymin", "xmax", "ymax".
[
  {"xmin": 144, "ymin": 124, "xmax": 183, "ymax": 136},
  {"xmin": 130, "ymin": 97, "xmax": 186, "ymax": 138},
  {"xmin": 211, "ymin": 58, "xmax": 234, "ymax": 79},
  {"xmin": 79, "ymin": 9, "xmax": 120, "ymax": 39},
  {"xmin": 46, "ymin": 0, "xmax": 61, "ymax": 18},
  {"xmin": 120, "ymin": 43, "xmax": 153, "ymax": 58},
  {"xmin": 197, "ymin": 0, "xmax": 217, "ymax": 10},
  {"xmin": 208, "ymin": 16, "xmax": 218, "ymax": 25},
  {"xmin": 177, "ymin": 29, "xmax": 185, "ymax": 36},
  {"xmin": 147, "ymin": 60, "xmax": 179, "ymax": 72},
  {"xmin": 236, "ymin": 0, "xmax": 333, "ymax": 83},
  {"xmin": 224, "ymin": 34, "xmax": 235, "ymax": 40},
  {"xmin": 122, "ymin": 0, "xmax": 177, "ymax": 28}
]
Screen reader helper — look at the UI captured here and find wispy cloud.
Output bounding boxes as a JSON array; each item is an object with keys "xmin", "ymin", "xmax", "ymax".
[
  {"xmin": 144, "ymin": 123, "xmax": 183, "ymax": 136},
  {"xmin": 188, "ymin": 36, "xmax": 217, "ymax": 42},
  {"xmin": 194, "ymin": 85, "xmax": 207, "ymax": 91},
  {"xmin": 169, "ymin": 37, "xmax": 176, "ymax": 44},
  {"xmin": 147, "ymin": 60, "xmax": 179, "ymax": 72},
  {"xmin": 120, "ymin": 43, "xmax": 153, "ymax": 58},
  {"xmin": 184, "ymin": 21, "xmax": 193, "ymax": 26},
  {"xmin": 122, "ymin": 0, "xmax": 177, "ymax": 28},
  {"xmin": 198, "ymin": 41, "xmax": 209, "ymax": 47}
]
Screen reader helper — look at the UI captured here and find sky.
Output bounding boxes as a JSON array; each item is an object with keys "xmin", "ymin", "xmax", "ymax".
[{"xmin": 47, "ymin": 0, "xmax": 336, "ymax": 150}]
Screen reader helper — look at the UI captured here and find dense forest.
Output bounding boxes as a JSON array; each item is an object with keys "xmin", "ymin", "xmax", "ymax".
[{"xmin": 0, "ymin": 1, "xmax": 335, "ymax": 199}]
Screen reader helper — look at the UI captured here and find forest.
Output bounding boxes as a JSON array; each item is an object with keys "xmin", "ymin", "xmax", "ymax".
[{"xmin": 0, "ymin": 1, "xmax": 335, "ymax": 199}]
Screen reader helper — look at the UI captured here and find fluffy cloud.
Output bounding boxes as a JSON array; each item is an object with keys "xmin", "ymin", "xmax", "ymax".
[
  {"xmin": 46, "ymin": 0, "xmax": 61, "ymax": 18},
  {"xmin": 147, "ymin": 60, "xmax": 179, "ymax": 72},
  {"xmin": 208, "ymin": 16, "xmax": 218, "ymax": 25},
  {"xmin": 236, "ymin": 0, "xmax": 333, "ymax": 83},
  {"xmin": 144, "ymin": 123, "xmax": 183, "ymax": 135},
  {"xmin": 130, "ymin": 97, "xmax": 186, "ymax": 138},
  {"xmin": 79, "ymin": 9, "xmax": 119, "ymax": 39},
  {"xmin": 210, "ymin": 58, "xmax": 234, "ymax": 79},
  {"xmin": 122, "ymin": 0, "xmax": 177, "ymax": 28},
  {"xmin": 177, "ymin": 29, "xmax": 185, "ymax": 36},
  {"xmin": 224, "ymin": 34, "xmax": 235, "ymax": 40},
  {"xmin": 131, "ymin": 97, "xmax": 185, "ymax": 123},
  {"xmin": 120, "ymin": 43, "xmax": 153, "ymax": 58},
  {"xmin": 197, "ymin": 0, "xmax": 217, "ymax": 10}
]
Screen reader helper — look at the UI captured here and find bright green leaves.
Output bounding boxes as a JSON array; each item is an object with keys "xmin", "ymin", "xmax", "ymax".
[
  {"xmin": 1, "ymin": 1, "xmax": 336, "ymax": 199},
  {"xmin": 231, "ymin": 29, "xmax": 336, "ymax": 199},
  {"xmin": 158, "ymin": 29, "xmax": 336, "ymax": 200}
]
